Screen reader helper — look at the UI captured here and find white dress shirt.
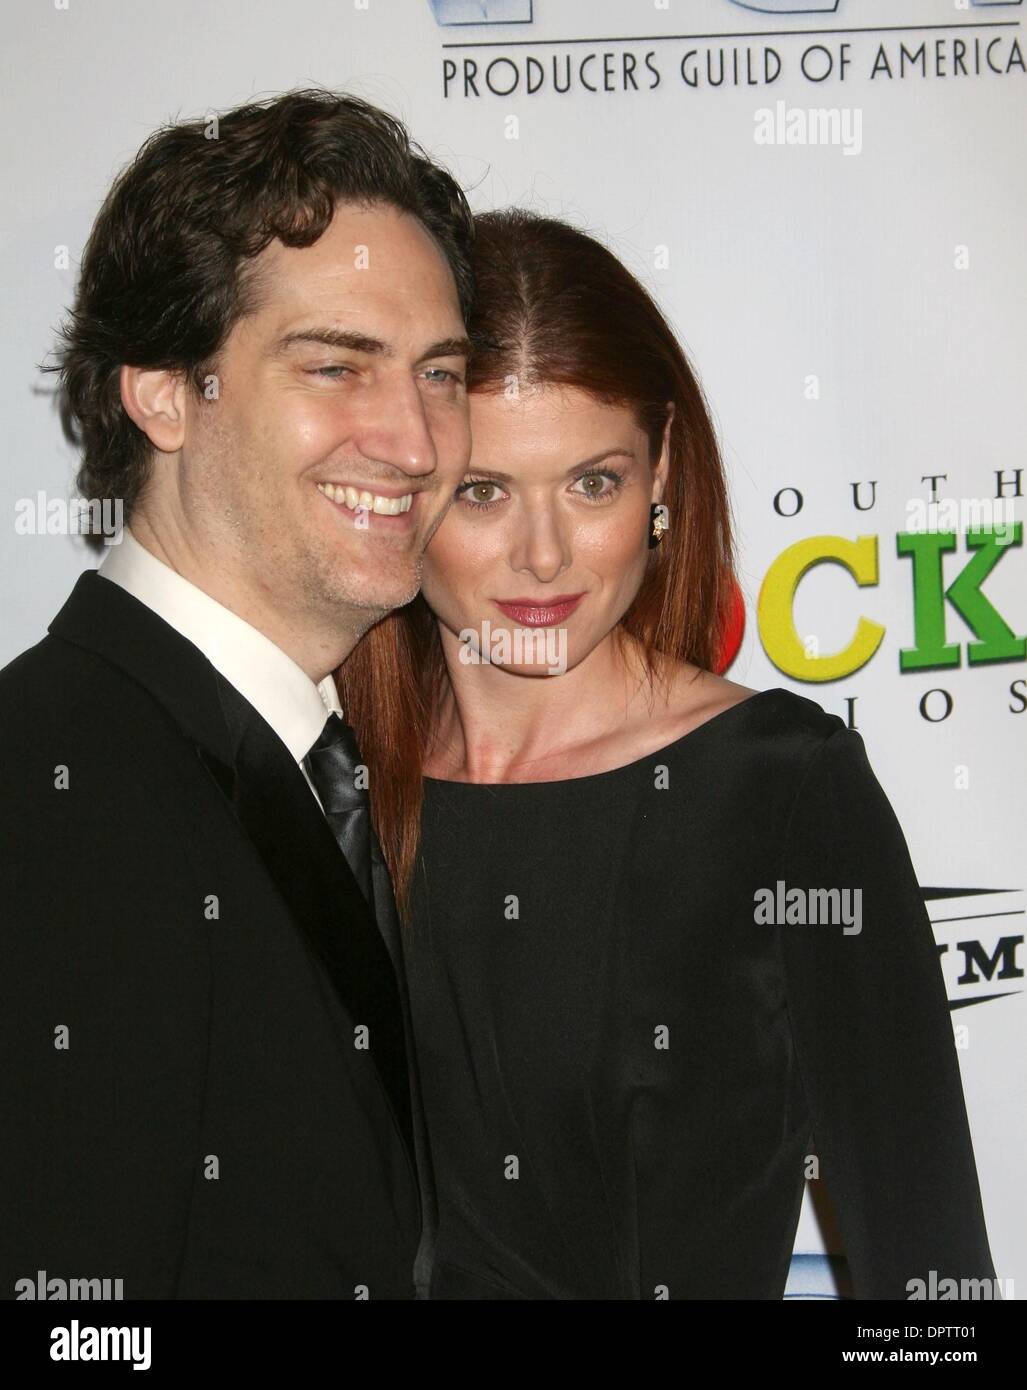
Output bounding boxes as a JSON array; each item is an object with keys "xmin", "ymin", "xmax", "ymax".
[{"xmin": 97, "ymin": 525, "xmax": 343, "ymax": 815}]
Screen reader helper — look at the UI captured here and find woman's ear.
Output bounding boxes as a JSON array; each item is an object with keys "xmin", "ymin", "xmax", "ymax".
[{"xmin": 652, "ymin": 400, "xmax": 675, "ymax": 506}]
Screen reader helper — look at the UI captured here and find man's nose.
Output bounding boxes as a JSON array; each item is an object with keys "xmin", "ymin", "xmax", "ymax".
[{"xmin": 351, "ymin": 372, "xmax": 438, "ymax": 479}]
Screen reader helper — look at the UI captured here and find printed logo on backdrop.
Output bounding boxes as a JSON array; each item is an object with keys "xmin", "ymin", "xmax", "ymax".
[
  {"xmin": 926, "ymin": 887, "xmax": 1023, "ymax": 1017},
  {"xmin": 729, "ymin": 0, "xmax": 1019, "ymax": 11},
  {"xmin": 429, "ymin": 0, "xmax": 1022, "ymax": 24},
  {"xmin": 727, "ymin": 1, "xmax": 842, "ymax": 11},
  {"xmin": 434, "ymin": 0, "xmax": 1025, "ymax": 98},
  {"xmin": 429, "ymin": 0, "xmax": 532, "ymax": 24},
  {"xmin": 430, "ymin": 0, "xmax": 1022, "ymax": 28}
]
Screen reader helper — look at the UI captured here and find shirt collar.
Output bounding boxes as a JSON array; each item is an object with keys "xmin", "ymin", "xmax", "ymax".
[{"xmin": 97, "ymin": 525, "xmax": 343, "ymax": 763}]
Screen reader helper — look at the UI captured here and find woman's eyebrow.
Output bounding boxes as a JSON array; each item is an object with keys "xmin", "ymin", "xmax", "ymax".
[{"xmin": 470, "ymin": 449, "xmax": 637, "ymax": 483}]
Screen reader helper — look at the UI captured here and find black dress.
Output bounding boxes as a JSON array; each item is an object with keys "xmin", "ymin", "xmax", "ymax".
[{"xmin": 405, "ymin": 686, "xmax": 996, "ymax": 1300}]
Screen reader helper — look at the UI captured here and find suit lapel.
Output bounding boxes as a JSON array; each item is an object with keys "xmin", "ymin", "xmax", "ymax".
[
  {"xmin": 208, "ymin": 673, "xmax": 415, "ymax": 1161},
  {"xmin": 369, "ymin": 830, "xmax": 439, "ymax": 1293},
  {"xmin": 49, "ymin": 569, "xmax": 415, "ymax": 1165}
]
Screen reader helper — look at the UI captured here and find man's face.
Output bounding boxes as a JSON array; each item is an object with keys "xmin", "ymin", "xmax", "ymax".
[{"xmin": 176, "ymin": 201, "xmax": 471, "ymax": 643}]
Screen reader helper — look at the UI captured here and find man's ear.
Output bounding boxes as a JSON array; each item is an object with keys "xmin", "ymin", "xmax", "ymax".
[
  {"xmin": 120, "ymin": 365, "xmax": 188, "ymax": 453},
  {"xmin": 652, "ymin": 400, "xmax": 675, "ymax": 506}
]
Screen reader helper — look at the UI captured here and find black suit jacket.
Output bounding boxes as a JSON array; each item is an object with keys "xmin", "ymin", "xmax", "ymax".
[{"xmin": 0, "ymin": 569, "xmax": 426, "ymax": 1299}]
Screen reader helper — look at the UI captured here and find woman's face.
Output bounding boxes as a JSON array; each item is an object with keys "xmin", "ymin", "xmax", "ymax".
[{"xmin": 421, "ymin": 384, "xmax": 670, "ymax": 676}]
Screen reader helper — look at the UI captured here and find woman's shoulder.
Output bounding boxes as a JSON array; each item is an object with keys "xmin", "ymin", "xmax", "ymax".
[
  {"xmin": 644, "ymin": 667, "xmax": 876, "ymax": 809},
  {"xmin": 658, "ymin": 664, "xmax": 848, "ymax": 752},
  {"xmin": 662, "ymin": 672, "xmax": 897, "ymax": 847}
]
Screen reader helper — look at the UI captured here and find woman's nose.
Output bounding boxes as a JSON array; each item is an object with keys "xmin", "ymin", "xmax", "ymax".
[{"xmin": 507, "ymin": 506, "xmax": 572, "ymax": 583}]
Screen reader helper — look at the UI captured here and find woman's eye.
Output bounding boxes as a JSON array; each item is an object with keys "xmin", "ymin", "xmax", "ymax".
[
  {"xmin": 455, "ymin": 479, "xmax": 504, "ymax": 508},
  {"xmin": 572, "ymin": 470, "xmax": 624, "ymax": 502}
]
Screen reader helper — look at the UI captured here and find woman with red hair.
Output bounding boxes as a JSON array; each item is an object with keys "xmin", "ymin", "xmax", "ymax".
[{"xmin": 338, "ymin": 209, "xmax": 995, "ymax": 1300}]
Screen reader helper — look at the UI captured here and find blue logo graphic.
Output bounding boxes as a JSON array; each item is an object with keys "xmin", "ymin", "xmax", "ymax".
[
  {"xmin": 428, "ymin": 0, "xmax": 532, "ymax": 25},
  {"xmin": 727, "ymin": 0, "xmax": 1018, "ymax": 11},
  {"xmin": 727, "ymin": 1, "xmax": 839, "ymax": 11},
  {"xmin": 428, "ymin": 0, "xmax": 1021, "ymax": 24}
]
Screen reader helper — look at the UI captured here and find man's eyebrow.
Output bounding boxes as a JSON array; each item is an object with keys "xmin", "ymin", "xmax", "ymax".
[
  {"xmin": 270, "ymin": 328, "xmax": 472, "ymax": 361},
  {"xmin": 420, "ymin": 335, "xmax": 473, "ymax": 363}
]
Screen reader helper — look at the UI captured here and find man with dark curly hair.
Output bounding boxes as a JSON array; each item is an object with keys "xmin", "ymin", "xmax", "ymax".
[{"xmin": 0, "ymin": 89, "xmax": 473, "ymax": 1300}]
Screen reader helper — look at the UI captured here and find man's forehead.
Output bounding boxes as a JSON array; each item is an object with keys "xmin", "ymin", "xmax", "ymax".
[
  {"xmin": 243, "ymin": 206, "xmax": 463, "ymax": 337},
  {"xmin": 259, "ymin": 202, "xmax": 452, "ymax": 285}
]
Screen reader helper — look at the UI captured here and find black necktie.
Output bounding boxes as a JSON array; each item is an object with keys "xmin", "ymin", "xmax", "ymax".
[{"xmin": 302, "ymin": 713, "xmax": 377, "ymax": 914}]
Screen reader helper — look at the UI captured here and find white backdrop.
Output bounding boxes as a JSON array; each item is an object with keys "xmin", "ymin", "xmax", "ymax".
[{"xmin": 2, "ymin": 0, "xmax": 1023, "ymax": 1298}]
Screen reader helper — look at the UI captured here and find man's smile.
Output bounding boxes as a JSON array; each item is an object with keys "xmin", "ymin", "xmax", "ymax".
[{"xmin": 316, "ymin": 481, "xmax": 414, "ymax": 516}]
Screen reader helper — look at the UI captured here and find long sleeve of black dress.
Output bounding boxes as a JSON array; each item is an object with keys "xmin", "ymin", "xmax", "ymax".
[{"xmin": 777, "ymin": 723, "xmax": 997, "ymax": 1299}]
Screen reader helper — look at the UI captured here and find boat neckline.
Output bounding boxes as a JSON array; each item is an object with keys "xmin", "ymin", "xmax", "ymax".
[{"xmin": 423, "ymin": 686, "xmax": 788, "ymax": 790}]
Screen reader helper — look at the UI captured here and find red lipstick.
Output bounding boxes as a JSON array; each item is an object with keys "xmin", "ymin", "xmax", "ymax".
[{"xmin": 493, "ymin": 593, "xmax": 585, "ymax": 626}]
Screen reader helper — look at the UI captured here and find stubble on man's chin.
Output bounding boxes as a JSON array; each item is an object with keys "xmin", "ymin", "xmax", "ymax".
[{"xmin": 303, "ymin": 546, "xmax": 425, "ymax": 644}]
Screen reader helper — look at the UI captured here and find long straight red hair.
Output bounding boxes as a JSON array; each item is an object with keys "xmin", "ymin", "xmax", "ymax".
[{"xmin": 336, "ymin": 208, "xmax": 738, "ymax": 924}]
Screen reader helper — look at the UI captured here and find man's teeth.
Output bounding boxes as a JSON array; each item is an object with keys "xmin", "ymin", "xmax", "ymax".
[{"xmin": 316, "ymin": 482, "xmax": 413, "ymax": 515}]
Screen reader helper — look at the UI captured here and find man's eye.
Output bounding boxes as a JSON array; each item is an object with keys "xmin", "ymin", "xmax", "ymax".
[
  {"xmin": 422, "ymin": 368, "xmax": 462, "ymax": 386},
  {"xmin": 306, "ymin": 365, "xmax": 352, "ymax": 379}
]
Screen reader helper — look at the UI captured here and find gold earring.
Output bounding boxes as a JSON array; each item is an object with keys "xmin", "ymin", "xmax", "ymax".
[{"xmin": 649, "ymin": 503, "xmax": 668, "ymax": 549}]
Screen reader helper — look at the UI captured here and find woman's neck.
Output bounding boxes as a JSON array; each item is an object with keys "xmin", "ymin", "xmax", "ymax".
[{"xmin": 426, "ymin": 626, "xmax": 668, "ymax": 784}]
